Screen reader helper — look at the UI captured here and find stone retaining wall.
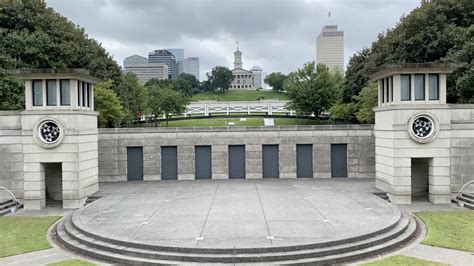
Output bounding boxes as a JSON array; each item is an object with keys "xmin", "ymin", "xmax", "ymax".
[{"xmin": 98, "ymin": 125, "xmax": 376, "ymax": 182}]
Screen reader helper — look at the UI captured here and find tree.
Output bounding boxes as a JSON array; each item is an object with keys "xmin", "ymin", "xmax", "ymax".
[
  {"xmin": 354, "ymin": 81, "xmax": 378, "ymax": 124},
  {"xmin": 115, "ymin": 72, "xmax": 148, "ymax": 125},
  {"xmin": 329, "ymin": 102, "xmax": 358, "ymax": 122},
  {"xmin": 175, "ymin": 73, "xmax": 200, "ymax": 96},
  {"xmin": 94, "ymin": 80, "xmax": 125, "ymax": 128},
  {"xmin": 209, "ymin": 66, "xmax": 233, "ymax": 92},
  {"xmin": 343, "ymin": 0, "xmax": 474, "ymax": 105},
  {"xmin": 264, "ymin": 72, "xmax": 287, "ymax": 92},
  {"xmin": 0, "ymin": 69, "xmax": 24, "ymax": 110},
  {"xmin": 0, "ymin": 1, "xmax": 122, "ymax": 110},
  {"xmin": 285, "ymin": 62, "xmax": 342, "ymax": 118},
  {"xmin": 147, "ymin": 85, "xmax": 189, "ymax": 126}
]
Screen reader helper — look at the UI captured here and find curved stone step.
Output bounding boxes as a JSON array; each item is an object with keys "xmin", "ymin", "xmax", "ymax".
[
  {"xmin": 69, "ymin": 202, "xmax": 403, "ymax": 255},
  {"xmin": 55, "ymin": 212, "xmax": 417, "ymax": 264}
]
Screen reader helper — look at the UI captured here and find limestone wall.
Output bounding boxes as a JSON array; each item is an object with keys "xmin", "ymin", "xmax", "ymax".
[
  {"xmin": 450, "ymin": 106, "xmax": 474, "ymax": 193},
  {"xmin": 0, "ymin": 111, "xmax": 23, "ymax": 199},
  {"xmin": 98, "ymin": 125, "xmax": 375, "ymax": 182}
]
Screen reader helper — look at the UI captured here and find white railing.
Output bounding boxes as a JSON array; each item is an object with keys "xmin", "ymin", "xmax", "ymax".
[
  {"xmin": 457, "ymin": 180, "xmax": 474, "ymax": 199},
  {"xmin": 0, "ymin": 186, "xmax": 17, "ymax": 203},
  {"xmin": 184, "ymin": 100, "xmax": 293, "ymax": 116}
]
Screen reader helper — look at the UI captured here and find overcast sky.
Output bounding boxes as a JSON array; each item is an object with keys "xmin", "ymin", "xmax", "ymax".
[{"xmin": 46, "ymin": 0, "xmax": 420, "ymax": 80}]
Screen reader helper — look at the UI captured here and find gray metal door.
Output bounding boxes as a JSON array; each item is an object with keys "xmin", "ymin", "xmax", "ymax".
[
  {"xmin": 195, "ymin": 146, "xmax": 212, "ymax": 179},
  {"xmin": 229, "ymin": 145, "xmax": 245, "ymax": 179},
  {"xmin": 161, "ymin": 146, "xmax": 178, "ymax": 180},
  {"xmin": 127, "ymin": 147, "xmax": 143, "ymax": 181},
  {"xmin": 331, "ymin": 144, "xmax": 347, "ymax": 178},
  {"xmin": 263, "ymin": 145, "xmax": 279, "ymax": 178},
  {"xmin": 297, "ymin": 144, "xmax": 313, "ymax": 178}
]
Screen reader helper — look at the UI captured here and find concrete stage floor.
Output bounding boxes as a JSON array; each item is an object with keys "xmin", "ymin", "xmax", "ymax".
[{"xmin": 72, "ymin": 179, "xmax": 399, "ymax": 249}]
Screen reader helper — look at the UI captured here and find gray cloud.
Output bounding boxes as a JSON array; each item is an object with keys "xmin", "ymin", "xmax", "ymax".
[{"xmin": 47, "ymin": 0, "xmax": 419, "ymax": 80}]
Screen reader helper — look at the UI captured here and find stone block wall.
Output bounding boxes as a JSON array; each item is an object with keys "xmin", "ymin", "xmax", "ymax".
[
  {"xmin": 450, "ymin": 106, "xmax": 474, "ymax": 193},
  {"xmin": 98, "ymin": 125, "xmax": 376, "ymax": 182},
  {"xmin": 0, "ymin": 111, "xmax": 23, "ymax": 199}
]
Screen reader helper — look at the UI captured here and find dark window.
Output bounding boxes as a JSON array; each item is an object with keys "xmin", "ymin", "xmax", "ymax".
[
  {"xmin": 77, "ymin": 80, "xmax": 81, "ymax": 106},
  {"xmin": 46, "ymin": 80, "xmax": 57, "ymax": 106},
  {"xmin": 60, "ymin": 80, "xmax": 70, "ymax": 106},
  {"xmin": 415, "ymin": 74, "xmax": 425, "ymax": 100},
  {"xmin": 401, "ymin": 74, "xmax": 411, "ymax": 101},
  {"xmin": 82, "ymin": 82, "xmax": 87, "ymax": 107},
  {"xmin": 33, "ymin": 80, "xmax": 43, "ymax": 106},
  {"xmin": 380, "ymin": 79, "xmax": 385, "ymax": 103},
  {"xmin": 429, "ymin": 74, "xmax": 439, "ymax": 100},
  {"xmin": 86, "ymin": 83, "xmax": 90, "ymax": 107},
  {"xmin": 385, "ymin": 77, "xmax": 389, "ymax": 103},
  {"xmin": 390, "ymin": 76, "xmax": 394, "ymax": 102}
]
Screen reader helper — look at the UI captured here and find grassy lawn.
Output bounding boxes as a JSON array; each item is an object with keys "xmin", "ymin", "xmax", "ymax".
[
  {"xmin": 416, "ymin": 211, "xmax": 474, "ymax": 252},
  {"xmin": 191, "ymin": 90, "xmax": 288, "ymax": 101},
  {"xmin": 160, "ymin": 117, "xmax": 324, "ymax": 127},
  {"xmin": 164, "ymin": 117, "xmax": 264, "ymax": 127},
  {"xmin": 47, "ymin": 259, "xmax": 95, "ymax": 266},
  {"xmin": 0, "ymin": 216, "xmax": 61, "ymax": 258},
  {"xmin": 360, "ymin": 255, "xmax": 447, "ymax": 266}
]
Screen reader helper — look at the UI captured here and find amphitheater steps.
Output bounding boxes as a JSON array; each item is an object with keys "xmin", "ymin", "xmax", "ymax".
[
  {"xmin": 55, "ymin": 211, "xmax": 418, "ymax": 265},
  {"xmin": 0, "ymin": 199, "xmax": 23, "ymax": 216}
]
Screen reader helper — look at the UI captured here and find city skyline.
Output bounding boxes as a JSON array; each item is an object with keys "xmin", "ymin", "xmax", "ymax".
[{"xmin": 47, "ymin": 0, "xmax": 420, "ymax": 80}]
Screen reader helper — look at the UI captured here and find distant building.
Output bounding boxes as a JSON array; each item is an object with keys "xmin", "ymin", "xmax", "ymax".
[
  {"xmin": 148, "ymin": 49, "xmax": 178, "ymax": 79},
  {"xmin": 230, "ymin": 46, "xmax": 264, "ymax": 90},
  {"xmin": 182, "ymin": 57, "xmax": 200, "ymax": 81},
  {"xmin": 316, "ymin": 25, "xmax": 344, "ymax": 72},
  {"xmin": 166, "ymin": 48, "xmax": 184, "ymax": 62},
  {"xmin": 123, "ymin": 55, "xmax": 168, "ymax": 83},
  {"xmin": 250, "ymin": 66, "xmax": 263, "ymax": 89}
]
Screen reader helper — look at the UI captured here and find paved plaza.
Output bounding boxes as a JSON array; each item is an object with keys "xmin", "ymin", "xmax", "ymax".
[{"xmin": 72, "ymin": 179, "xmax": 399, "ymax": 249}]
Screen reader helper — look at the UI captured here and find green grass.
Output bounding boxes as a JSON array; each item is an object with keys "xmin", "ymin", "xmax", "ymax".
[
  {"xmin": 191, "ymin": 90, "xmax": 288, "ymax": 101},
  {"xmin": 164, "ymin": 117, "xmax": 264, "ymax": 127},
  {"xmin": 0, "ymin": 216, "xmax": 61, "ymax": 258},
  {"xmin": 416, "ymin": 211, "xmax": 474, "ymax": 252},
  {"xmin": 47, "ymin": 259, "xmax": 96, "ymax": 266},
  {"xmin": 360, "ymin": 255, "xmax": 447, "ymax": 266},
  {"xmin": 159, "ymin": 117, "xmax": 324, "ymax": 127}
]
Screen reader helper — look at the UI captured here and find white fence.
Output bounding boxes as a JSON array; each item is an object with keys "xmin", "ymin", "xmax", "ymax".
[{"xmin": 184, "ymin": 100, "xmax": 294, "ymax": 116}]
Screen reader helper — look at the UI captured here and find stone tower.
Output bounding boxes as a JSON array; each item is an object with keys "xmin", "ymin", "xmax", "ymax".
[
  {"xmin": 5, "ymin": 69, "xmax": 101, "ymax": 209},
  {"xmin": 234, "ymin": 47, "xmax": 243, "ymax": 69},
  {"xmin": 371, "ymin": 63, "xmax": 466, "ymax": 205}
]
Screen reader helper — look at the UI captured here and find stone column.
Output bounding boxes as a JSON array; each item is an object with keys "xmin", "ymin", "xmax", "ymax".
[
  {"xmin": 212, "ymin": 144, "xmax": 228, "ymax": 179},
  {"xmin": 429, "ymin": 157, "xmax": 451, "ymax": 204},
  {"xmin": 280, "ymin": 144, "xmax": 296, "ymax": 178},
  {"xmin": 178, "ymin": 145, "xmax": 195, "ymax": 180},
  {"xmin": 246, "ymin": 144, "xmax": 262, "ymax": 179},
  {"xmin": 23, "ymin": 163, "xmax": 45, "ymax": 210}
]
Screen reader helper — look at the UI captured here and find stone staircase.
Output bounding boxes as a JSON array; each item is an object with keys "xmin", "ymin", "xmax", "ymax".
[
  {"xmin": 452, "ymin": 193, "xmax": 474, "ymax": 210},
  {"xmin": 55, "ymin": 210, "xmax": 419, "ymax": 265},
  {"xmin": 0, "ymin": 199, "xmax": 23, "ymax": 216}
]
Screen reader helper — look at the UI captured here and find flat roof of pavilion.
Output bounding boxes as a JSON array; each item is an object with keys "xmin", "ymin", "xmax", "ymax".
[
  {"xmin": 7, "ymin": 68, "xmax": 103, "ymax": 83},
  {"xmin": 370, "ymin": 63, "xmax": 466, "ymax": 80}
]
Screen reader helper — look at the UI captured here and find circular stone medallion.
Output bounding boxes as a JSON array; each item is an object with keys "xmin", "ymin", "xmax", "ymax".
[
  {"xmin": 33, "ymin": 118, "xmax": 65, "ymax": 148},
  {"xmin": 407, "ymin": 113, "xmax": 438, "ymax": 143}
]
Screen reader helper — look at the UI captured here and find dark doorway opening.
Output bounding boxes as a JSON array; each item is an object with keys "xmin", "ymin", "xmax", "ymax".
[
  {"xmin": 296, "ymin": 144, "xmax": 313, "ymax": 178},
  {"xmin": 195, "ymin": 146, "xmax": 212, "ymax": 179},
  {"xmin": 44, "ymin": 163, "xmax": 62, "ymax": 208},
  {"xmin": 229, "ymin": 145, "xmax": 246, "ymax": 179},
  {"xmin": 263, "ymin": 145, "xmax": 279, "ymax": 178},
  {"xmin": 411, "ymin": 158, "xmax": 430, "ymax": 202},
  {"xmin": 127, "ymin": 147, "xmax": 144, "ymax": 181},
  {"xmin": 162, "ymin": 146, "xmax": 178, "ymax": 180},
  {"xmin": 331, "ymin": 144, "xmax": 348, "ymax": 178}
]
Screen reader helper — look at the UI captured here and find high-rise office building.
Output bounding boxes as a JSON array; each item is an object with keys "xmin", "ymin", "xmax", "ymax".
[
  {"xmin": 148, "ymin": 49, "xmax": 178, "ymax": 79},
  {"xmin": 123, "ymin": 54, "xmax": 168, "ymax": 83},
  {"xmin": 316, "ymin": 25, "xmax": 344, "ymax": 72},
  {"xmin": 182, "ymin": 57, "xmax": 200, "ymax": 80},
  {"xmin": 166, "ymin": 49, "xmax": 184, "ymax": 62}
]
